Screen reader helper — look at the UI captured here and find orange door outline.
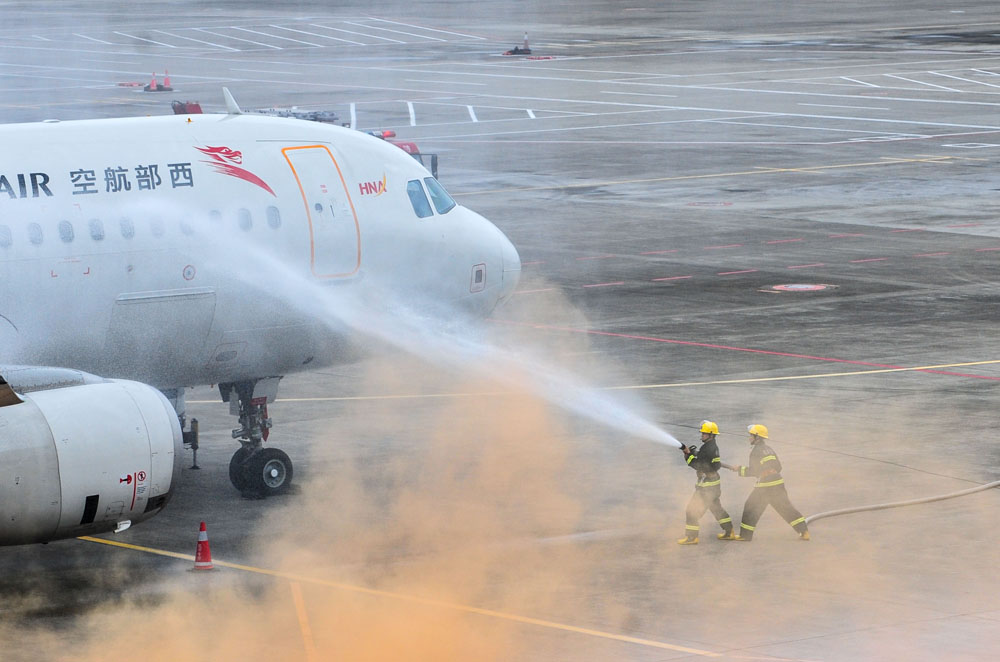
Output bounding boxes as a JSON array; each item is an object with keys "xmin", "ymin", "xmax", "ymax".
[{"xmin": 282, "ymin": 145, "xmax": 361, "ymax": 278}]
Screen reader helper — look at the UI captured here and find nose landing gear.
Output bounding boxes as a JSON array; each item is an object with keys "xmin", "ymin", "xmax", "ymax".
[{"xmin": 221, "ymin": 378, "xmax": 293, "ymax": 497}]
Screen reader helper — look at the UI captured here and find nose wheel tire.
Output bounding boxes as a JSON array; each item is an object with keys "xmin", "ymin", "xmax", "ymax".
[
  {"xmin": 246, "ymin": 447, "xmax": 293, "ymax": 496},
  {"xmin": 229, "ymin": 447, "xmax": 252, "ymax": 491}
]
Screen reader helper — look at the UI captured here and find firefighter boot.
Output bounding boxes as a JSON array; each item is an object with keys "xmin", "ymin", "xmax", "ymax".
[
  {"xmin": 717, "ymin": 529, "xmax": 736, "ymax": 540},
  {"xmin": 676, "ymin": 536, "xmax": 698, "ymax": 545}
]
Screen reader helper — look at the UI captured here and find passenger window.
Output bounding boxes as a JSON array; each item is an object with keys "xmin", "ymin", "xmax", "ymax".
[
  {"xmin": 120, "ymin": 218, "xmax": 134, "ymax": 239},
  {"xmin": 424, "ymin": 177, "xmax": 456, "ymax": 214},
  {"xmin": 28, "ymin": 223, "xmax": 43, "ymax": 245},
  {"xmin": 238, "ymin": 208, "xmax": 252, "ymax": 232},
  {"xmin": 266, "ymin": 206, "xmax": 281, "ymax": 229},
  {"xmin": 89, "ymin": 219, "xmax": 105, "ymax": 241},
  {"xmin": 0, "ymin": 225, "xmax": 11, "ymax": 248},
  {"xmin": 406, "ymin": 180, "xmax": 433, "ymax": 219},
  {"xmin": 209, "ymin": 210, "xmax": 222, "ymax": 223},
  {"xmin": 180, "ymin": 221, "xmax": 194, "ymax": 236},
  {"xmin": 59, "ymin": 221, "xmax": 75, "ymax": 243},
  {"xmin": 150, "ymin": 219, "xmax": 165, "ymax": 237}
]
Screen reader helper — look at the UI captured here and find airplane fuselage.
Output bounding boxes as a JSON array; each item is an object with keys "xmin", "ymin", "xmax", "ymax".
[{"xmin": 0, "ymin": 113, "xmax": 519, "ymax": 388}]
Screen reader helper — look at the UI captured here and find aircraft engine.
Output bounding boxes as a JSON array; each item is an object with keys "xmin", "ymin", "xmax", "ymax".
[{"xmin": 0, "ymin": 379, "xmax": 182, "ymax": 545}]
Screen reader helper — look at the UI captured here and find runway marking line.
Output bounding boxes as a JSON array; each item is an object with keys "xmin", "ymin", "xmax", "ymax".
[
  {"xmin": 457, "ymin": 156, "xmax": 957, "ymax": 196},
  {"xmin": 75, "ymin": 536, "xmax": 721, "ymax": 657}
]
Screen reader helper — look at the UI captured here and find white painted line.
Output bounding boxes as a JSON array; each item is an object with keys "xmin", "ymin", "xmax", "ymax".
[
  {"xmin": 972, "ymin": 69, "xmax": 1000, "ymax": 77},
  {"xmin": 799, "ymin": 103, "xmax": 890, "ymax": 110},
  {"xmin": 467, "ymin": 106, "xmax": 479, "ymax": 122},
  {"xmin": 345, "ymin": 20, "xmax": 447, "ymax": 42},
  {"xmin": 303, "ymin": 24, "xmax": 366, "ymax": 45},
  {"xmin": 364, "ymin": 17, "xmax": 487, "ymax": 40},
  {"xmin": 72, "ymin": 33, "xmax": 113, "ymax": 44},
  {"xmin": 350, "ymin": 102, "xmax": 356, "ymax": 129},
  {"xmin": 840, "ymin": 76, "xmax": 880, "ymax": 87},
  {"xmin": 32, "ymin": 35, "xmax": 51, "ymax": 42},
  {"xmin": 407, "ymin": 101, "xmax": 416, "ymax": 126},
  {"xmin": 405, "ymin": 79, "xmax": 487, "ymax": 86},
  {"xmin": 232, "ymin": 26, "xmax": 321, "ymax": 47},
  {"xmin": 195, "ymin": 28, "xmax": 282, "ymax": 50},
  {"xmin": 600, "ymin": 90, "xmax": 679, "ymax": 98},
  {"xmin": 527, "ymin": 109, "xmax": 536, "ymax": 119},
  {"xmin": 113, "ymin": 32, "xmax": 178, "ymax": 48},
  {"xmin": 268, "ymin": 24, "xmax": 360, "ymax": 44},
  {"xmin": 884, "ymin": 74, "xmax": 961, "ymax": 92},
  {"xmin": 310, "ymin": 22, "xmax": 404, "ymax": 43},
  {"xmin": 156, "ymin": 29, "xmax": 240, "ymax": 52},
  {"xmin": 929, "ymin": 70, "xmax": 1000, "ymax": 89}
]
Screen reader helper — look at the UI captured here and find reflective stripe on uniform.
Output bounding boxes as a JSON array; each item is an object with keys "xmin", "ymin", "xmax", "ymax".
[
  {"xmin": 755, "ymin": 478, "xmax": 785, "ymax": 487},
  {"xmin": 686, "ymin": 525, "xmax": 700, "ymax": 531},
  {"xmin": 697, "ymin": 479, "xmax": 721, "ymax": 487},
  {"xmin": 686, "ymin": 455, "xmax": 695, "ymax": 465},
  {"xmin": 739, "ymin": 466, "xmax": 747, "ymax": 477},
  {"xmin": 741, "ymin": 523, "xmax": 755, "ymax": 531},
  {"xmin": 790, "ymin": 517, "xmax": 805, "ymax": 526},
  {"xmin": 760, "ymin": 455, "xmax": 777, "ymax": 463},
  {"xmin": 719, "ymin": 517, "xmax": 732, "ymax": 524},
  {"xmin": 711, "ymin": 457, "xmax": 721, "ymax": 463}
]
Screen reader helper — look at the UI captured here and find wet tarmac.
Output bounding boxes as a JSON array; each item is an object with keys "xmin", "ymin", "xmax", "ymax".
[{"xmin": 1, "ymin": 2, "xmax": 999, "ymax": 660}]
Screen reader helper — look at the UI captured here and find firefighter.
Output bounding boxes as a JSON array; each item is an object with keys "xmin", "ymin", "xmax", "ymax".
[
  {"xmin": 676, "ymin": 420, "xmax": 735, "ymax": 544},
  {"xmin": 725, "ymin": 424, "xmax": 810, "ymax": 541}
]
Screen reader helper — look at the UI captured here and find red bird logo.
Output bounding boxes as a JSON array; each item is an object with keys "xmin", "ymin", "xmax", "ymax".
[{"xmin": 195, "ymin": 145, "xmax": 275, "ymax": 196}]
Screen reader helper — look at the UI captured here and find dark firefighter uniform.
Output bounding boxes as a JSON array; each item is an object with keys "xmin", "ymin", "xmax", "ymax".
[
  {"xmin": 731, "ymin": 424, "xmax": 809, "ymax": 541},
  {"xmin": 677, "ymin": 420, "xmax": 734, "ymax": 544}
]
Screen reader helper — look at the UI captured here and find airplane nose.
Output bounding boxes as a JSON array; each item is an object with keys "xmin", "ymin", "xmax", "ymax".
[{"xmin": 499, "ymin": 231, "xmax": 521, "ymax": 304}]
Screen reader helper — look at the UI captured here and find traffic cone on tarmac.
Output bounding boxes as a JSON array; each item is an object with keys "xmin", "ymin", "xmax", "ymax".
[
  {"xmin": 163, "ymin": 70, "xmax": 171, "ymax": 88},
  {"xmin": 145, "ymin": 73, "xmax": 158, "ymax": 92},
  {"xmin": 193, "ymin": 521, "xmax": 214, "ymax": 571}
]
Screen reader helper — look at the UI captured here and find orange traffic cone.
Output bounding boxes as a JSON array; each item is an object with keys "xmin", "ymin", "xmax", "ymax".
[
  {"xmin": 145, "ymin": 72, "xmax": 158, "ymax": 92},
  {"xmin": 163, "ymin": 70, "xmax": 171, "ymax": 88},
  {"xmin": 193, "ymin": 521, "xmax": 214, "ymax": 570}
]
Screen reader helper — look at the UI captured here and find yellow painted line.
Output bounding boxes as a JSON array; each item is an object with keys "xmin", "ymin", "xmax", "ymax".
[
  {"xmin": 77, "ymin": 535, "xmax": 720, "ymax": 657},
  {"xmin": 290, "ymin": 581, "xmax": 320, "ymax": 662},
  {"xmin": 606, "ymin": 359, "xmax": 1000, "ymax": 391},
  {"xmin": 457, "ymin": 156, "xmax": 955, "ymax": 196},
  {"xmin": 186, "ymin": 360, "xmax": 1000, "ymax": 405}
]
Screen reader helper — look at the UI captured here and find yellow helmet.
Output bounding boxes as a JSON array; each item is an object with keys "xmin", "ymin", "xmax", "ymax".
[
  {"xmin": 747, "ymin": 424, "xmax": 769, "ymax": 439},
  {"xmin": 700, "ymin": 420, "xmax": 719, "ymax": 435}
]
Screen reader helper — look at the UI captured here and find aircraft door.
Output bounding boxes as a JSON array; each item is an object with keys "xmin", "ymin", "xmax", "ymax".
[{"xmin": 282, "ymin": 145, "xmax": 361, "ymax": 278}]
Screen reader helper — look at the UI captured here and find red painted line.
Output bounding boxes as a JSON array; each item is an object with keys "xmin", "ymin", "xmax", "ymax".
[
  {"xmin": 890, "ymin": 228, "xmax": 924, "ymax": 233},
  {"xmin": 717, "ymin": 269, "xmax": 758, "ymax": 275},
  {"xmin": 704, "ymin": 244, "xmax": 743, "ymax": 250},
  {"xmin": 829, "ymin": 233, "xmax": 865, "ymax": 238},
  {"xmin": 640, "ymin": 250, "xmax": 678, "ymax": 255},
  {"xmin": 490, "ymin": 320, "xmax": 1000, "ymax": 381},
  {"xmin": 576, "ymin": 254, "xmax": 617, "ymax": 261},
  {"xmin": 913, "ymin": 252, "xmax": 950, "ymax": 258},
  {"xmin": 975, "ymin": 247, "xmax": 1000, "ymax": 252},
  {"xmin": 767, "ymin": 238, "xmax": 804, "ymax": 244},
  {"xmin": 652, "ymin": 275, "xmax": 693, "ymax": 281},
  {"xmin": 582, "ymin": 281, "xmax": 625, "ymax": 288},
  {"xmin": 850, "ymin": 257, "xmax": 889, "ymax": 263},
  {"xmin": 512, "ymin": 288, "xmax": 556, "ymax": 295},
  {"xmin": 947, "ymin": 223, "xmax": 980, "ymax": 228},
  {"xmin": 788, "ymin": 263, "xmax": 825, "ymax": 269}
]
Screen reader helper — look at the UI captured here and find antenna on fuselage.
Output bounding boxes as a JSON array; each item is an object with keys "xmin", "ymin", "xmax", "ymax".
[{"xmin": 222, "ymin": 87, "xmax": 242, "ymax": 115}]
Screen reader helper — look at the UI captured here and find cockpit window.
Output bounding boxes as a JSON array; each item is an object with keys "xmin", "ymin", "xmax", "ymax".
[
  {"xmin": 406, "ymin": 179, "xmax": 433, "ymax": 219},
  {"xmin": 424, "ymin": 177, "xmax": 456, "ymax": 214}
]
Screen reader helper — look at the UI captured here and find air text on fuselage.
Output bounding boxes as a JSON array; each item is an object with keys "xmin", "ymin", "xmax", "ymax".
[{"xmin": 0, "ymin": 173, "xmax": 52, "ymax": 199}]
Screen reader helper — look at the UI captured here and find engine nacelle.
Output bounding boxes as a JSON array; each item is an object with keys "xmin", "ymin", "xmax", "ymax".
[{"xmin": 0, "ymin": 379, "xmax": 181, "ymax": 545}]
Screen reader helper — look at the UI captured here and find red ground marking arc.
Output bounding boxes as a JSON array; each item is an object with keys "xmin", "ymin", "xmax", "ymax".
[{"xmin": 491, "ymin": 320, "xmax": 1000, "ymax": 381}]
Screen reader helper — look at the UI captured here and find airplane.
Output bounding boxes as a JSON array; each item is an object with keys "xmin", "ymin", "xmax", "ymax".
[{"xmin": 0, "ymin": 89, "xmax": 521, "ymax": 545}]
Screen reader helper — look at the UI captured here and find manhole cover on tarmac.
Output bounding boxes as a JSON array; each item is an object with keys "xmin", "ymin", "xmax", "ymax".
[{"xmin": 761, "ymin": 283, "xmax": 838, "ymax": 293}]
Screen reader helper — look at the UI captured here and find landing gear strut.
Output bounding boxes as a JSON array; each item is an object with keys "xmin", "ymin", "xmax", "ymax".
[{"xmin": 221, "ymin": 378, "xmax": 293, "ymax": 497}]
